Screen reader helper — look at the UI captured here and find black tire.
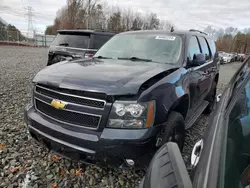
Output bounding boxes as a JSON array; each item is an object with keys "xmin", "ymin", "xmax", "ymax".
[
  {"xmin": 204, "ymin": 81, "xmax": 217, "ymax": 114},
  {"xmin": 157, "ymin": 111, "xmax": 185, "ymax": 151}
]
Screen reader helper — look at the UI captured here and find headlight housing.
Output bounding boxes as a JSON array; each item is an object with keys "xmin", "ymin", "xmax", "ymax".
[{"xmin": 107, "ymin": 100, "xmax": 156, "ymax": 129}]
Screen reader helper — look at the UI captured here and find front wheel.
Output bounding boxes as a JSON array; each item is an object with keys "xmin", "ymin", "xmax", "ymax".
[{"xmin": 156, "ymin": 111, "xmax": 185, "ymax": 151}]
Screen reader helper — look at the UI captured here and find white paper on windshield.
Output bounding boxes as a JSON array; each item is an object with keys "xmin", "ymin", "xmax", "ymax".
[{"xmin": 155, "ymin": 36, "xmax": 176, "ymax": 41}]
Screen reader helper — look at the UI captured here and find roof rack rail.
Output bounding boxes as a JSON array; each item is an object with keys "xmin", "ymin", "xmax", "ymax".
[{"xmin": 189, "ymin": 29, "xmax": 208, "ymax": 35}]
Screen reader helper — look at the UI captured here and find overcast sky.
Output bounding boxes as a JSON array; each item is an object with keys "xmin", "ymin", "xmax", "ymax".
[{"xmin": 0, "ymin": 0, "xmax": 250, "ymax": 34}]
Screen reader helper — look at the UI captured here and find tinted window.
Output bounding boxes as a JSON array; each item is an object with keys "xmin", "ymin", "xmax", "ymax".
[
  {"xmin": 52, "ymin": 33, "xmax": 90, "ymax": 48},
  {"xmin": 198, "ymin": 36, "xmax": 210, "ymax": 59},
  {"xmin": 91, "ymin": 34, "xmax": 113, "ymax": 49},
  {"xmin": 95, "ymin": 34, "xmax": 182, "ymax": 64},
  {"xmin": 221, "ymin": 73, "xmax": 250, "ymax": 188},
  {"xmin": 207, "ymin": 39, "xmax": 216, "ymax": 57},
  {"xmin": 188, "ymin": 36, "xmax": 201, "ymax": 60}
]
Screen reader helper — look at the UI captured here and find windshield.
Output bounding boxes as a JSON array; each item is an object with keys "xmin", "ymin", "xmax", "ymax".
[
  {"xmin": 52, "ymin": 33, "xmax": 90, "ymax": 48},
  {"xmin": 94, "ymin": 34, "xmax": 182, "ymax": 64}
]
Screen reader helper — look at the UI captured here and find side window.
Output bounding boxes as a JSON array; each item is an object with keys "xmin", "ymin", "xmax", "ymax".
[
  {"xmin": 91, "ymin": 34, "xmax": 113, "ymax": 49},
  {"xmin": 188, "ymin": 36, "xmax": 201, "ymax": 60},
  {"xmin": 207, "ymin": 39, "xmax": 216, "ymax": 57},
  {"xmin": 222, "ymin": 76, "xmax": 250, "ymax": 188},
  {"xmin": 198, "ymin": 36, "xmax": 210, "ymax": 60}
]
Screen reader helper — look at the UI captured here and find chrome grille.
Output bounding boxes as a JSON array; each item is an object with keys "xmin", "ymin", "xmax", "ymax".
[
  {"xmin": 34, "ymin": 85, "xmax": 106, "ymax": 129},
  {"xmin": 35, "ymin": 99, "xmax": 100, "ymax": 128},
  {"xmin": 35, "ymin": 85, "xmax": 105, "ymax": 109}
]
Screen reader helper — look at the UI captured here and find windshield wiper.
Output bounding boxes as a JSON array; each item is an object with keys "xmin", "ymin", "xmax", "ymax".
[
  {"xmin": 118, "ymin": 57, "xmax": 152, "ymax": 62},
  {"xmin": 59, "ymin": 43, "xmax": 69, "ymax": 46},
  {"xmin": 94, "ymin": 56, "xmax": 113, "ymax": 59}
]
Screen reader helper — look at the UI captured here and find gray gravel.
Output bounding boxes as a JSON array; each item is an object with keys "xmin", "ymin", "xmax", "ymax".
[{"xmin": 0, "ymin": 46, "xmax": 242, "ymax": 188}]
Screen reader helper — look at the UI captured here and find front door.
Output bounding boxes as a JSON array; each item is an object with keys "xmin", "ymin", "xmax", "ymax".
[{"xmin": 187, "ymin": 36, "xmax": 213, "ymax": 110}]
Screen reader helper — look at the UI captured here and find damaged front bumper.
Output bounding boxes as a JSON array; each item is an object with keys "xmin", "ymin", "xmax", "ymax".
[{"xmin": 24, "ymin": 105, "xmax": 162, "ymax": 168}]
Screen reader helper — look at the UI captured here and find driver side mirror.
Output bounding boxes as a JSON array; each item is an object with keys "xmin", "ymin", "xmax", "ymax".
[
  {"xmin": 188, "ymin": 53, "xmax": 206, "ymax": 67},
  {"xmin": 140, "ymin": 142, "xmax": 192, "ymax": 188}
]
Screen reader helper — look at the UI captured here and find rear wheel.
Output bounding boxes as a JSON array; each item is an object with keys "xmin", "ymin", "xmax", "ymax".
[{"xmin": 156, "ymin": 111, "xmax": 185, "ymax": 151}]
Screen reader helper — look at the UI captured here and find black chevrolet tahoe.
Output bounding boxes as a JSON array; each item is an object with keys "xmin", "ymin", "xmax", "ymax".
[
  {"xmin": 47, "ymin": 30, "xmax": 116, "ymax": 66},
  {"xmin": 25, "ymin": 29, "xmax": 220, "ymax": 168}
]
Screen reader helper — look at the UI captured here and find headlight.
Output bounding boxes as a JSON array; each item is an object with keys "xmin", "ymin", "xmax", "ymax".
[{"xmin": 107, "ymin": 100, "xmax": 156, "ymax": 129}]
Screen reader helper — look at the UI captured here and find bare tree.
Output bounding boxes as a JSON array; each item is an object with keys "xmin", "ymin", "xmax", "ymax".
[
  {"xmin": 46, "ymin": 0, "xmax": 173, "ymax": 33},
  {"xmin": 159, "ymin": 20, "xmax": 174, "ymax": 31},
  {"xmin": 107, "ymin": 11, "xmax": 122, "ymax": 32},
  {"xmin": 121, "ymin": 7, "xmax": 134, "ymax": 31},
  {"xmin": 67, "ymin": 0, "xmax": 84, "ymax": 29},
  {"xmin": 142, "ymin": 13, "xmax": 160, "ymax": 30}
]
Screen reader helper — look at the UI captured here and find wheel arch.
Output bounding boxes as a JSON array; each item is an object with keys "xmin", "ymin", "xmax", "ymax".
[{"xmin": 167, "ymin": 94, "xmax": 190, "ymax": 120}]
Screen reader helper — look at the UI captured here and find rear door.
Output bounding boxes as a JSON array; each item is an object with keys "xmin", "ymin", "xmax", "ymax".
[
  {"xmin": 187, "ymin": 35, "xmax": 210, "ymax": 109},
  {"xmin": 190, "ymin": 36, "xmax": 215, "ymax": 106}
]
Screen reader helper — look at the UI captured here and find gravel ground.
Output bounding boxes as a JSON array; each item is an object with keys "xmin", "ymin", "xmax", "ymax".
[{"xmin": 0, "ymin": 46, "xmax": 242, "ymax": 188}]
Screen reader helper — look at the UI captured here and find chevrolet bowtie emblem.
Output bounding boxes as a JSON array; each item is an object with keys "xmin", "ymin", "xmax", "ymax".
[{"xmin": 50, "ymin": 99, "xmax": 67, "ymax": 109}]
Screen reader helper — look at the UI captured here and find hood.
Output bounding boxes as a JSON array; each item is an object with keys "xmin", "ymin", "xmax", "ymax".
[{"xmin": 33, "ymin": 58, "xmax": 177, "ymax": 95}]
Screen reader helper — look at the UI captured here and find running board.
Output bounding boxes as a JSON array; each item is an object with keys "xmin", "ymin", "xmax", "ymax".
[{"xmin": 185, "ymin": 101, "xmax": 209, "ymax": 129}]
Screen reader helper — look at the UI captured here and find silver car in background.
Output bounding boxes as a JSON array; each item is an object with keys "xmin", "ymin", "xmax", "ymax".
[{"xmin": 220, "ymin": 53, "xmax": 232, "ymax": 64}]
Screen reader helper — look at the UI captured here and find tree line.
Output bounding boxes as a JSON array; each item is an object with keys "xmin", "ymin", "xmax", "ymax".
[
  {"xmin": 203, "ymin": 26, "xmax": 250, "ymax": 53},
  {"xmin": 45, "ymin": 0, "xmax": 174, "ymax": 34},
  {"xmin": 45, "ymin": 0, "xmax": 250, "ymax": 54},
  {"xmin": 0, "ymin": 24, "xmax": 27, "ymax": 41}
]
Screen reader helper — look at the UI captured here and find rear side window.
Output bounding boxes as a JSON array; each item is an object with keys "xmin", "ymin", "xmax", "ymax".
[
  {"xmin": 198, "ymin": 36, "xmax": 210, "ymax": 59},
  {"xmin": 188, "ymin": 36, "xmax": 201, "ymax": 60},
  {"xmin": 207, "ymin": 39, "xmax": 216, "ymax": 57},
  {"xmin": 52, "ymin": 33, "xmax": 90, "ymax": 48},
  {"xmin": 91, "ymin": 34, "xmax": 113, "ymax": 49}
]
